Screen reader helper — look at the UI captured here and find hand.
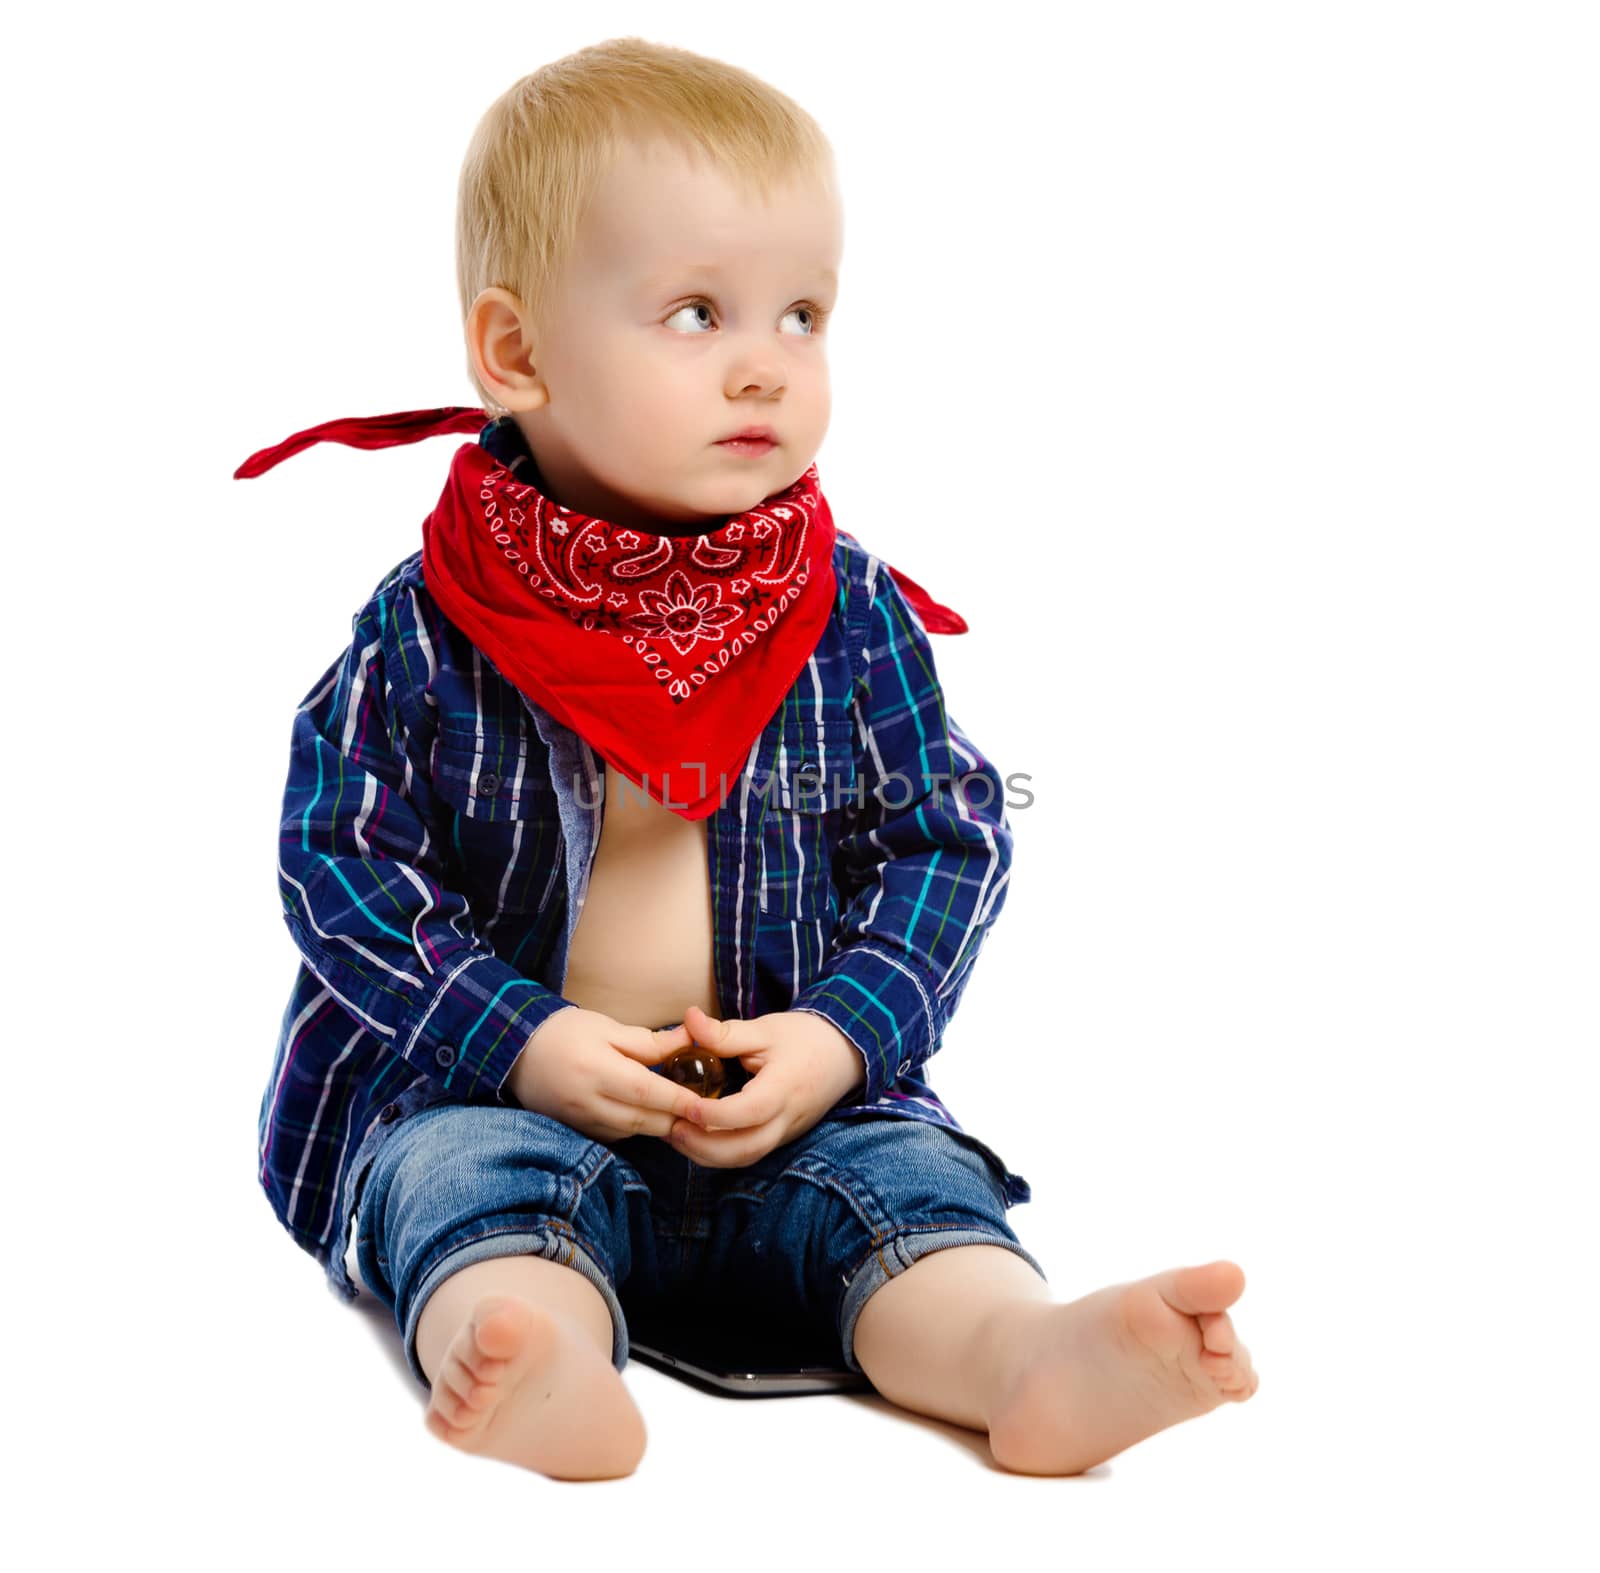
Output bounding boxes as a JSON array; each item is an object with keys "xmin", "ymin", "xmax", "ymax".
[
  {"xmin": 661, "ymin": 1004, "xmax": 866, "ymax": 1169},
  {"xmin": 505, "ymin": 1006, "xmax": 715, "ymax": 1146}
]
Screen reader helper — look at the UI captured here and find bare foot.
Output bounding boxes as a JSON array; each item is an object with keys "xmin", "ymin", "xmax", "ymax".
[
  {"xmin": 983, "ymin": 1260, "xmax": 1259, "ymax": 1475},
  {"xmin": 422, "ymin": 1293, "xmax": 646, "ymax": 1480}
]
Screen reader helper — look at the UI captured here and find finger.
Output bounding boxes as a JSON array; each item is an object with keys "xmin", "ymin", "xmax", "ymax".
[
  {"xmin": 691, "ymin": 1081, "xmax": 774, "ymax": 1132},
  {"xmin": 596, "ymin": 1064, "xmax": 710, "ymax": 1128},
  {"xmin": 681, "ymin": 1003, "xmax": 758, "ymax": 1057},
  {"xmin": 608, "ymin": 1022, "xmax": 695, "ymax": 1065},
  {"xmin": 593, "ymin": 1093, "xmax": 679, "ymax": 1141},
  {"xmin": 664, "ymin": 1116, "xmax": 743, "ymax": 1168},
  {"xmin": 668, "ymin": 1109, "xmax": 784, "ymax": 1168}
]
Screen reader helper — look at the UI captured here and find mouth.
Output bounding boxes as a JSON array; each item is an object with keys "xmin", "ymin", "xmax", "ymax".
[{"xmin": 716, "ymin": 426, "xmax": 778, "ymax": 449}]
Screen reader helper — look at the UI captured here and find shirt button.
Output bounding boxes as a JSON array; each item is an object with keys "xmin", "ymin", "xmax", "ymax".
[
  {"xmin": 897, "ymin": 1059, "xmax": 912, "ymax": 1076},
  {"xmin": 435, "ymin": 1044, "xmax": 457, "ymax": 1069},
  {"xmin": 378, "ymin": 1103, "xmax": 400, "ymax": 1123},
  {"xmin": 476, "ymin": 772, "xmax": 500, "ymax": 797}
]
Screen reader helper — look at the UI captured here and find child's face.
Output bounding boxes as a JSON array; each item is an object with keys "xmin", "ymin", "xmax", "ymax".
[{"xmin": 477, "ymin": 136, "xmax": 842, "ymax": 533}]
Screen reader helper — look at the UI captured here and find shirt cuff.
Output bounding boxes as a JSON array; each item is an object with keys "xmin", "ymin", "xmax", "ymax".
[
  {"xmin": 788, "ymin": 940, "xmax": 942, "ymax": 1106},
  {"xmin": 395, "ymin": 951, "xmax": 577, "ymax": 1105}
]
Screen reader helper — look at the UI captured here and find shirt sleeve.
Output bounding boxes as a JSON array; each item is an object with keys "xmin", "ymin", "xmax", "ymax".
[
  {"xmin": 277, "ymin": 581, "xmax": 576, "ymax": 1106},
  {"xmin": 788, "ymin": 559, "xmax": 1015, "ymax": 1105}
]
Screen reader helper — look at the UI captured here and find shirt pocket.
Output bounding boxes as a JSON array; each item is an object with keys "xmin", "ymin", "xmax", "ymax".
[
  {"xmin": 755, "ymin": 735, "xmax": 858, "ymax": 923},
  {"xmin": 429, "ymin": 725, "xmax": 559, "ymax": 916}
]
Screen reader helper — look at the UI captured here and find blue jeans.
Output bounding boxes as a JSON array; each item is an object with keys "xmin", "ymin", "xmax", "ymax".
[{"xmin": 347, "ymin": 1092, "xmax": 1047, "ymax": 1394}]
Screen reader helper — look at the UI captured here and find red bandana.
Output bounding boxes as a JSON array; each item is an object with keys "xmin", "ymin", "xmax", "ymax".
[{"xmin": 236, "ymin": 407, "xmax": 967, "ymax": 820}]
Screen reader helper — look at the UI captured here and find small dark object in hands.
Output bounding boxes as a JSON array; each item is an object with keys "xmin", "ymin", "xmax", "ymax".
[{"xmin": 658, "ymin": 1044, "xmax": 727, "ymax": 1098}]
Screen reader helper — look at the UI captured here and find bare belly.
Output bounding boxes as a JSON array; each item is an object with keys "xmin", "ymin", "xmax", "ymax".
[{"xmin": 560, "ymin": 763, "xmax": 719, "ymax": 1029}]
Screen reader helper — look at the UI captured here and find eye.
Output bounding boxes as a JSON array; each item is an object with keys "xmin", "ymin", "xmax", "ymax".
[
  {"xmin": 783, "ymin": 304, "xmax": 828, "ymax": 337},
  {"xmin": 665, "ymin": 300, "xmax": 716, "ymax": 334},
  {"xmin": 663, "ymin": 299, "xmax": 829, "ymax": 337}
]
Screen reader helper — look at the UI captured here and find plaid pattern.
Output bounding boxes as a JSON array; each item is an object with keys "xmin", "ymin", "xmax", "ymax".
[{"xmin": 261, "ymin": 488, "xmax": 1027, "ymax": 1298}]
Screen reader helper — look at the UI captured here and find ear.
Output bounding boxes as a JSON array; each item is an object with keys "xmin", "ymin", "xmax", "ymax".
[{"xmin": 466, "ymin": 287, "xmax": 549, "ymax": 414}]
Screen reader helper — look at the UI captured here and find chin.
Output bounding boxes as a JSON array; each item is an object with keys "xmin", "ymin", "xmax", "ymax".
[{"xmin": 706, "ymin": 483, "xmax": 771, "ymax": 515}]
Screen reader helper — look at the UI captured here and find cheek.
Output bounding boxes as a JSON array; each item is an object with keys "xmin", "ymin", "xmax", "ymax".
[
  {"xmin": 792, "ymin": 354, "xmax": 829, "ymax": 408},
  {"xmin": 809, "ymin": 379, "xmax": 831, "ymax": 428},
  {"xmin": 597, "ymin": 347, "xmax": 700, "ymax": 426}
]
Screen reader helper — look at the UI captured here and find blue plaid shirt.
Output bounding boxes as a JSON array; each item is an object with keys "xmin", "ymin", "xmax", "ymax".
[{"xmin": 260, "ymin": 422, "xmax": 1029, "ymax": 1302}]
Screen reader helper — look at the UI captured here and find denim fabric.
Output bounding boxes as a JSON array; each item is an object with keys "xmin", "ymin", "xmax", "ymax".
[{"xmin": 346, "ymin": 1089, "xmax": 1047, "ymax": 1395}]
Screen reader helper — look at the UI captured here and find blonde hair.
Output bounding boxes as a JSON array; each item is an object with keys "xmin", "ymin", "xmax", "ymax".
[{"xmin": 455, "ymin": 36, "xmax": 837, "ymax": 412}]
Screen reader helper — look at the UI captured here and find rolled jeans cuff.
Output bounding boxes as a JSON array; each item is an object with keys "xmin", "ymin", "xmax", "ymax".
[{"xmin": 837, "ymin": 1227, "xmax": 1049, "ymax": 1376}]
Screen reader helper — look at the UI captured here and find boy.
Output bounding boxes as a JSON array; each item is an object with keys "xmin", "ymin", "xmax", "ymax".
[{"xmin": 242, "ymin": 37, "xmax": 1256, "ymax": 1481}]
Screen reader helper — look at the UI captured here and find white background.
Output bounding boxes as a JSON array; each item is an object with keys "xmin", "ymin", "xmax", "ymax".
[{"xmin": 7, "ymin": 1, "xmax": 1595, "ymax": 1567}]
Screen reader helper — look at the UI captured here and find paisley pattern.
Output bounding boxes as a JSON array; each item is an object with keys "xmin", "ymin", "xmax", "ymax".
[{"xmin": 474, "ymin": 445, "xmax": 820, "ymax": 705}]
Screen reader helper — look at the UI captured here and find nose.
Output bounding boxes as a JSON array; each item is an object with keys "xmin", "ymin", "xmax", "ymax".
[
  {"xmin": 728, "ymin": 370, "xmax": 784, "ymax": 399},
  {"xmin": 723, "ymin": 341, "xmax": 786, "ymax": 398}
]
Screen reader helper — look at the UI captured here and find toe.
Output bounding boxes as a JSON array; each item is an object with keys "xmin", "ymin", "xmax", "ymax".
[
  {"xmin": 428, "ymin": 1385, "xmax": 473, "ymax": 1430},
  {"xmin": 471, "ymin": 1295, "xmax": 531, "ymax": 1358},
  {"xmin": 456, "ymin": 1340, "xmax": 510, "ymax": 1384},
  {"xmin": 1196, "ymin": 1310, "xmax": 1236, "ymax": 1356},
  {"xmin": 439, "ymin": 1355, "xmax": 492, "ymax": 1413},
  {"xmin": 1155, "ymin": 1260, "xmax": 1246, "ymax": 1317},
  {"xmin": 424, "ymin": 1408, "xmax": 460, "ymax": 1443},
  {"xmin": 1215, "ymin": 1364, "xmax": 1256, "ymax": 1401},
  {"xmin": 1200, "ymin": 1338, "xmax": 1255, "ymax": 1398}
]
